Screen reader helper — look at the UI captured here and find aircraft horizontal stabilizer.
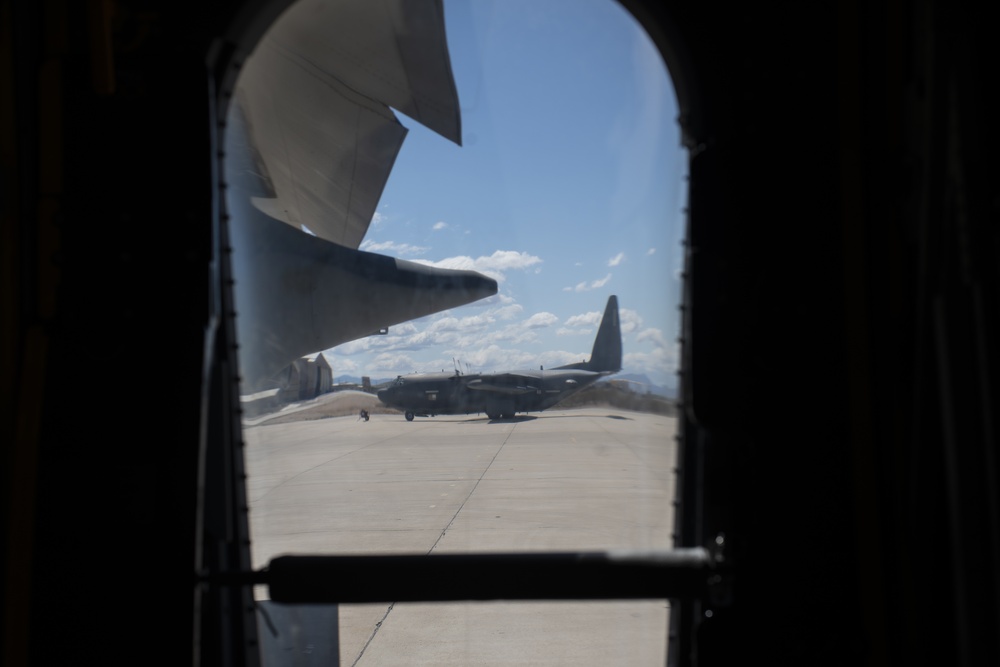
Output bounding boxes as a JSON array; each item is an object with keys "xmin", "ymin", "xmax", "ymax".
[
  {"xmin": 554, "ymin": 295, "xmax": 622, "ymax": 373},
  {"xmin": 234, "ymin": 211, "xmax": 497, "ymax": 389}
]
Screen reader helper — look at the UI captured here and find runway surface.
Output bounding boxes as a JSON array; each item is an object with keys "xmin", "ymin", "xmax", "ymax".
[{"xmin": 244, "ymin": 407, "xmax": 677, "ymax": 665}]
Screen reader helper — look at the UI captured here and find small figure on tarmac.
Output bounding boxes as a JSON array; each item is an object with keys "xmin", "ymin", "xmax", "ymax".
[{"xmin": 358, "ymin": 408, "xmax": 370, "ymax": 422}]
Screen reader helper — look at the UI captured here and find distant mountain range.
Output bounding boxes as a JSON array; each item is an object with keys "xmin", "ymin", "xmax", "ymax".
[{"xmin": 334, "ymin": 372, "xmax": 677, "ymax": 399}]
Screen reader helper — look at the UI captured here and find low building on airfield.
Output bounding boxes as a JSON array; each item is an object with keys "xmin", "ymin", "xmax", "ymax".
[{"xmin": 277, "ymin": 352, "xmax": 333, "ymax": 402}]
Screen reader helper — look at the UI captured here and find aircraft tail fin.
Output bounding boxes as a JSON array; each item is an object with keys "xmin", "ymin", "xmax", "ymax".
[
  {"xmin": 587, "ymin": 295, "xmax": 622, "ymax": 373},
  {"xmin": 556, "ymin": 295, "xmax": 622, "ymax": 373}
]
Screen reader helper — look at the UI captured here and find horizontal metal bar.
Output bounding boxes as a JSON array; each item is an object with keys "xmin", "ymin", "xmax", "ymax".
[{"xmin": 257, "ymin": 548, "xmax": 714, "ymax": 604}]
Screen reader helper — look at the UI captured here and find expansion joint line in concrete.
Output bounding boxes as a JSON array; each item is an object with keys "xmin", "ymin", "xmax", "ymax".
[
  {"xmin": 347, "ymin": 426, "xmax": 516, "ymax": 666},
  {"xmin": 350, "ymin": 602, "xmax": 395, "ymax": 667},
  {"xmin": 428, "ymin": 426, "xmax": 515, "ymax": 554}
]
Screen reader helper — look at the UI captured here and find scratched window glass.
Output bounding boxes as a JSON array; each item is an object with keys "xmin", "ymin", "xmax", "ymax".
[{"xmin": 225, "ymin": 0, "xmax": 686, "ymax": 663}]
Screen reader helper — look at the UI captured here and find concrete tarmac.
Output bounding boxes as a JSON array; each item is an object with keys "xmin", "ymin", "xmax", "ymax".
[{"xmin": 244, "ymin": 407, "xmax": 677, "ymax": 665}]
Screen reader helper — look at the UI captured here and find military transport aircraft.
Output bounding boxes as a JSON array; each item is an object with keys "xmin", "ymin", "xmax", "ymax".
[{"xmin": 377, "ymin": 295, "xmax": 622, "ymax": 421}]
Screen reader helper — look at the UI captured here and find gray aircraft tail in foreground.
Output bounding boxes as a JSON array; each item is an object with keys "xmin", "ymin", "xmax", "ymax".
[
  {"xmin": 377, "ymin": 295, "xmax": 622, "ymax": 421},
  {"xmin": 226, "ymin": 0, "xmax": 498, "ymax": 390}
]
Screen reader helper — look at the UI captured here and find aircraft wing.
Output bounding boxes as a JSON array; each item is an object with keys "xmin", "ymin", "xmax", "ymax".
[{"xmin": 466, "ymin": 374, "xmax": 544, "ymax": 395}]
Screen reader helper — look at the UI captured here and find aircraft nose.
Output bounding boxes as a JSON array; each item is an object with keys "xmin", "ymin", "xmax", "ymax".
[{"xmin": 377, "ymin": 388, "xmax": 389, "ymax": 403}]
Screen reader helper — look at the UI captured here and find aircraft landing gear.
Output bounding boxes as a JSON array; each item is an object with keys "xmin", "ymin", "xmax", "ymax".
[
  {"xmin": 405, "ymin": 411, "xmax": 414, "ymax": 421},
  {"xmin": 486, "ymin": 399, "xmax": 515, "ymax": 420}
]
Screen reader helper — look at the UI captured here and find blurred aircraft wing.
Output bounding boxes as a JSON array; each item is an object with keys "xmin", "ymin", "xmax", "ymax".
[
  {"xmin": 233, "ymin": 0, "xmax": 461, "ymax": 247},
  {"xmin": 466, "ymin": 374, "xmax": 543, "ymax": 395}
]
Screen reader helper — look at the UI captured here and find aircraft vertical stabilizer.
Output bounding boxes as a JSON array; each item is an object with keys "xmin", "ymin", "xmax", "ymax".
[
  {"xmin": 555, "ymin": 295, "xmax": 622, "ymax": 373},
  {"xmin": 588, "ymin": 295, "xmax": 622, "ymax": 372}
]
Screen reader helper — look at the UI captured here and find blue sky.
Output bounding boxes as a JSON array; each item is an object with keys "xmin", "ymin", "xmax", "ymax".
[{"xmin": 329, "ymin": 0, "xmax": 687, "ymax": 391}]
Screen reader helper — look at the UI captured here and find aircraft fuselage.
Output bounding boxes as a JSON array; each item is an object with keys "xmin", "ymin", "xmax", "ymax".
[{"xmin": 376, "ymin": 368, "xmax": 607, "ymax": 420}]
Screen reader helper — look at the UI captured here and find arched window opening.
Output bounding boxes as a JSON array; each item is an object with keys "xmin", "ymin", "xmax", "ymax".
[{"xmin": 216, "ymin": 1, "xmax": 694, "ymax": 664}]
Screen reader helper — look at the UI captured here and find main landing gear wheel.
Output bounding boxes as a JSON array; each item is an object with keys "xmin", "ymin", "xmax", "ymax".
[
  {"xmin": 487, "ymin": 399, "xmax": 513, "ymax": 420},
  {"xmin": 405, "ymin": 411, "xmax": 414, "ymax": 421}
]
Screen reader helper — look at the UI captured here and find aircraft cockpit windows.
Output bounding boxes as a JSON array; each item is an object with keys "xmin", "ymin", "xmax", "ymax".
[{"xmin": 225, "ymin": 0, "xmax": 685, "ymax": 664}]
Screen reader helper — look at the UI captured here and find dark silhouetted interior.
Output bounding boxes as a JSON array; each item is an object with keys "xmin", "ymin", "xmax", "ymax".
[{"xmin": 3, "ymin": 0, "xmax": 998, "ymax": 665}]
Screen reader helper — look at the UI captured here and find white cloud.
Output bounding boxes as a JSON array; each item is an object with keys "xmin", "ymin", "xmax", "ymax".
[
  {"xmin": 370, "ymin": 309, "xmax": 550, "ymax": 358},
  {"xmin": 491, "ymin": 325, "xmax": 541, "ymax": 345},
  {"xmin": 405, "ymin": 344, "xmax": 541, "ymax": 375},
  {"xmin": 330, "ymin": 301, "xmax": 536, "ymax": 365},
  {"xmin": 608, "ymin": 252, "xmax": 625, "ymax": 267},
  {"xmin": 524, "ymin": 312, "xmax": 558, "ymax": 328},
  {"xmin": 418, "ymin": 308, "xmax": 519, "ymax": 339},
  {"xmin": 494, "ymin": 304, "xmax": 525, "ymax": 320},
  {"xmin": 371, "ymin": 211, "xmax": 387, "ymax": 228},
  {"xmin": 647, "ymin": 247, "xmax": 656, "ymax": 256},
  {"xmin": 425, "ymin": 316, "xmax": 464, "ymax": 334},
  {"xmin": 620, "ymin": 308, "xmax": 643, "ymax": 334},
  {"xmin": 433, "ymin": 221, "xmax": 448, "ymax": 231},
  {"xmin": 466, "ymin": 292, "xmax": 517, "ymax": 308},
  {"xmin": 636, "ymin": 327, "xmax": 668, "ymax": 348},
  {"xmin": 466, "ymin": 345, "xmax": 537, "ymax": 371},
  {"xmin": 564, "ymin": 310, "xmax": 602, "ymax": 327},
  {"xmin": 561, "ymin": 305, "xmax": 640, "ymax": 333},
  {"xmin": 326, "ymin": 294, "xmax": 662, "ymax": 381},
  {"xmin": 413, "ymin": 250, "xmax": 542, "ymax": 283},
  {"xmin": 568, "ymin": 273, "xmax": 612, "ymax": 292},
  {"xmin": 330, "ymin": 339, "xmax": 371, "ymax": 356},
  {"xmin": 474, "ymin": 250, "xmax": 543, "ymax": 272},
  {"xmin": 331, "ymin": 356, "xmax": 358, "ymax": 373},
  {"xmin": 448, "ymin": 347, "xmax": 593, "ymax": 373},
  {"xmin": 328, "ymin": 323, "xmax": 427, "ymax": 358},
  {"xmin": 370, "ymin": 351, "xmax": 423, "ymax": 374},
  {"xmin": 359, "ymin": 239, "xmax": 429, "ymax": 256}
]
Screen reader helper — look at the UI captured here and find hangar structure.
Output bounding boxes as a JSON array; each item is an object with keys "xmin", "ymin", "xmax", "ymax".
[{"xmin": 279, "ymin": 352, "xmax": 333, "ymax": 402}]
